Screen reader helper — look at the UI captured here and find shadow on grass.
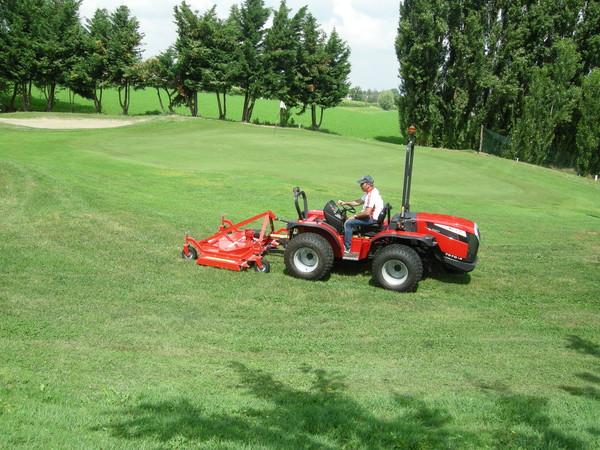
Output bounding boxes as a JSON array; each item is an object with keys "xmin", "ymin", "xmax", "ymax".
[
  {"xmin": 424, "ymin": 267, "xmax": 472, "ymax": 286},
  {"xmin": 561, "ymin": 335, "xmax": 600, "ymax": 402},
  {"xmin": 96, "ymin": 364, "xmax": 478, "ymax": 447},
  {"xmin": 566, "ymin": 335, "xmax": 600, "ymax": 358},
  {"xmin": 283, "ymin": 258, "xmax": 472, "ymax": 289},
  {"xmin": 374, "ymin": 135, "xmax": 406, "ymax": 146},
  {"xmin": 475, "ymin": 381, "xmax": 585, "ymax": 448},
  {"xmin": 1, "ymin": 96, "xmax": 97, "ymax": 114}
]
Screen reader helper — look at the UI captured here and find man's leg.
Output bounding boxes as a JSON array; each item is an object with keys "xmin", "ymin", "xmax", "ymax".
[{"xmin": 344, "ymin": 217, "xmax": 375, "ymax": 251}]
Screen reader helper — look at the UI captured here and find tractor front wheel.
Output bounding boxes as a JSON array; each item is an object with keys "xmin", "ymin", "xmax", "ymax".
[
  {"xmin": 372, "ymin": 244, "xmax": 422, "ymax": 292},
  {"xmin": 284, "ymin": 233, "xmax": 334, "ymax": 281},
  {"xmin": 182, "ymin": 245, "xmax": 198, "ymax": 260},
  {"xmin": 253, "ymin": 259, "xmax": 271, "ymax": 273}
]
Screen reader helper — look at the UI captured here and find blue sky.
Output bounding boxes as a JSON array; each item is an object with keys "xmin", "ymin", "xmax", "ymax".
[{"xmin": 79, "ymin": 0, "xmax": 401, "ymax": 91}]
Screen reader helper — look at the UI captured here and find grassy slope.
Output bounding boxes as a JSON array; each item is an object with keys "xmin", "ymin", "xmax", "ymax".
[{"xmin": 0, "ymin": 116, "xmax": 599, "ymax": 448}]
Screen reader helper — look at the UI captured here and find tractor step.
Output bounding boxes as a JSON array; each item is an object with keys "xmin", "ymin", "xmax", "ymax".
[{"xmin": 343, "ymin": 251, "xmax": 360, "ymax": 261}]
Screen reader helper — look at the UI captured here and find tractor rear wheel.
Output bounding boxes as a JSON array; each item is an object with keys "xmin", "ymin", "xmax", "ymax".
[
  {"xmin": 284, "ymin": 233, "xmax": 334, "ymax": 281},
  {"xmin": 372, "ymin": 244, "xmax": 422, "ymax": 292}
]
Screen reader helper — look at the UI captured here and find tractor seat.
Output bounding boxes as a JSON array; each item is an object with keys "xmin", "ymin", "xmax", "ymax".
[{"xmin": 355, "ymin": 203, "xmax": 393, "ymax": 235}]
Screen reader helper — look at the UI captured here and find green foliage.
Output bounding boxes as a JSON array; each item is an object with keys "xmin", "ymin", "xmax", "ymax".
[
  {"xmin": 396, "ymin": 0, "xmax": 447, "ymax": 145},
  {"xmin": 396, "ymin": 0, "xmax": 599, "ymax": 170},
  {"xmin": 0, "ymin": 0, "xmax": 45, "ymax": 111},
  {"xmin": 83, "ymin": 7, "xmax": 112, "ymax": 112},
  {"xmin": 576, "ymin": 69, "xmax": 600, "ymax": 175},
  {"xmin": 263, "ymin": 1, "xmax": 306, "ymax": 125},
  {"xmin": 378, "ymin": 90, "xmax": 395, "ymax": 111},
  {"xmin": 108, "ymin": 5, "xmax": 143, "ymax": 115},
  {"xmin": 35, "ymin": 0, "xmax": 83, "ymax": 112},
  {"xmin": 230, "ymin": 0, "xmax": 270, "ymax": 123}
]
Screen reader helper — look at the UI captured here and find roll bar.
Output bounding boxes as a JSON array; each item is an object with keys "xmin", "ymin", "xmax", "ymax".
[{"xmin": 401, "ymin": 126, "xmax": 416, "ymax": 219}]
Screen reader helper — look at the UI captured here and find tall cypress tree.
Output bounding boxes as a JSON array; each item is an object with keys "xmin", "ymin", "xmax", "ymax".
[
  {"xmin": 0, "ymin": 0, "xmax": 45, "ymax": 111},
  {"xmin": 108, "ymin": 5, "xmax": 143, "ymax": 115},
  {"xmin": 36, "ymin": 0, "xmax": 83, "ymax": 112},
  {"xmin": 230, "ymin": 0, "xmax": 270, "ymax": 123},
  {"xmin": 84, "ymin": 8, "xmax": 112, "ymax": 113},
  {"xmin": 576, "ymin": 69, "xmax": 600, "ymax": 175},
  {"xmin": 396, "ymin": 0, "xmax": 447, "ymax": 145},
  {"xmin": 309, "ymin": 28, "xmax": 351, "ymax": 129},
  {"xmin": 263, "ymin": 1, "xmax": 306, "ymax": 125},
  {"xmin": 440, "ymin": 0, "xmax": 489, "ymax": 149}
]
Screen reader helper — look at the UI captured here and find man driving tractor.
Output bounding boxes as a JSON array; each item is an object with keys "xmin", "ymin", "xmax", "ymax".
[{"xmin": 338, "ymin": 175, "xmax": 384, "ymax": 256}]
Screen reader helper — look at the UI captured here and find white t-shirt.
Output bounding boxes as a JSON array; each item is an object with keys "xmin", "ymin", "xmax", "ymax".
[{"xmin": 361, "ymin": 187, "xmax": 384, "ymax": 219}]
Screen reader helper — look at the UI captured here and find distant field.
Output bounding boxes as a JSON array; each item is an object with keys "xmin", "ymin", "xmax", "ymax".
[
  {"xmin": 3, "ymin": 87, "xmax": 404, "ymax": 145},
  {"xmin": 0, "ymin": 115, "xmax": 599, "ymax": 448}
]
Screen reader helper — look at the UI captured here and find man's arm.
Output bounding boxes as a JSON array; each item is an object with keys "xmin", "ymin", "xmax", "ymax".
[
  {"xmin": 348, "ymin": 206, "xmax": 372, "ymax": 220},
  {"xmin": 338, "ymin": 198, "xmax": 364, "ymax": 207}
]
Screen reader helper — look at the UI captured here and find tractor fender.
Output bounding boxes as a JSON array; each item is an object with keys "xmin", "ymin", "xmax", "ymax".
[
  {"xmin": 371, "ymin": 232, "xmax": 437, "ymax": 249},
  {"xmin": 286, "ymin": 222, "xmax": 344, "ymax": 254}
]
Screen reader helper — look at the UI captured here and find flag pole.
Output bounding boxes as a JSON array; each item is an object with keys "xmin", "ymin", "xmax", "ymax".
[{"xmin": 273, "ymin": 101, "xmax": 286, "ymax": 138}]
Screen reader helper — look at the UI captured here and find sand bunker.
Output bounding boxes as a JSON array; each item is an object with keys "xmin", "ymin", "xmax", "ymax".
[{"xmin": 0, "ymin": 116, "xmax": 146, "ymax": 129}]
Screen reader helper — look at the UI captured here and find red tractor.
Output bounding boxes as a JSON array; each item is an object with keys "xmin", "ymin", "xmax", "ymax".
[
  {"xmin": 281, "ymin": 126, "xmax": 480, "ymax": 292},
  {"xmin": 183, "ymin": 127, "xmax": 480, "ymax": 292}
]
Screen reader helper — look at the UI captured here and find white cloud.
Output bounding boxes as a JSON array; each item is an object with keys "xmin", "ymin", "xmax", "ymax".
[{"xmin": 327, "ymin": 0, "xmax": 396, "ymax": 51}]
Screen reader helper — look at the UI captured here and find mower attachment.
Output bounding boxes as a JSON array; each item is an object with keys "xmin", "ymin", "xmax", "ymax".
[{"xmin": 182, "ymin": 211, "xmax": 286, "ymax": 272}]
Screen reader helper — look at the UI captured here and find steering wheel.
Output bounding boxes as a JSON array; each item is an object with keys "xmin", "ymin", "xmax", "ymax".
[{"xmin": 338, "ymin": 202, "xmax": 356, "ymax": 217}]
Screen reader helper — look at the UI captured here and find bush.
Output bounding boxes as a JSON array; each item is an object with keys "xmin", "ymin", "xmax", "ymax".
[{"xmin": 378, "ymin": 90, "xmax": 395, "ymax": 111}]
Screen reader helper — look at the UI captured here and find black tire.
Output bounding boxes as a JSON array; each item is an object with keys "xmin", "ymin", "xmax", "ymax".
[
  {"xmin": 253, "ymin": 259, "xmax": 271, "ymax": 273},
  {"xmin": 182, "ymin": 246, "xmax": 198, "ymax": 260},
  {"xmin": 372, "ymin": 244, "xmax": 423, "ymax": 292},
  {"xmin": 284, "ymin": 233, "xmax": 334, "ymax": 281}
]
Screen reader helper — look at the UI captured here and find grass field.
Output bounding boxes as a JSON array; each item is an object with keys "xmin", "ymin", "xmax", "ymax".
[
  {"xmin": 1, "ymin": 113, "xmax": 599, "ymax": 448},
  {"xmin": 3, "ymin": 87, "xmax": 404, "ymax": 144}
]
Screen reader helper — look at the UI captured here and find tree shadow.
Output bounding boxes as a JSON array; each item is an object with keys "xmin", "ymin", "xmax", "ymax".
[
  {"xmin": 474, "ymin": 381, "xmax": 585, "ymax": 448},
  {"xmin": 96, "ymin": 363, "xmax": 478, "ymax": 447},
  {"xmin": 374, "ymin": 135, "xmax": 406, "ymax": 145},
  {"xmin": 560, "ymin": 335, "xmax": 600, "ymax": 402},
  {"xmin": 565, "ymin": 335, "xmax": 600, "ymax": 358}
]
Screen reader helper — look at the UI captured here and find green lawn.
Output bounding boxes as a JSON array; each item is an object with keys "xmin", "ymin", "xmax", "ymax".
[{"xmin": 0, "ymin": 114, "xmax": 599, "ymax": 448}]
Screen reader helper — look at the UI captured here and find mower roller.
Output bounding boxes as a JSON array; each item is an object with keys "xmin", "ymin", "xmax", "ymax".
[{"xmin": 182, "ymin": 210, "xmax": 287, "ymax": 273}]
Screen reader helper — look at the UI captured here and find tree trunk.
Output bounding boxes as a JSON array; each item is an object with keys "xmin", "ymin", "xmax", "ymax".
[
  {"xmin": 93, "ymin": 87, "xmax": 103, "ymax": 114},
  {"xmin": 46, "ymin": 83, "xmax": 56, "ymax": 112},
  {"xmin": 242, "ymin": 91, "xmax": 250, "ymax": 122},
  {"xmin": 186, "ymin": 90, "xmax": 198, "ymax": 117},
  {"xmin": 317, "ymin": 107, "xmax": 325, "ymax": 128},
  {"xmin": 9, "ymin": 83, "xmax": 18, "ymax": 111},
  {"xmin": 69, "ymin": 90, "xmax": 76, "ymax": 113},
  {"xmin": 167, "ymin": 90, "xmax": 175, "ymax": 114},
  {"xmin": 216, "ymin": 91, "xmax": 227, "ymax": 120},
  {"xmin": 20, "ymin": 81, "xmax": 32, "ymax": 112},
  {"xmin": 247, "ymin": 100, "xmax": 255, "ymax": 123},
  {"xmin": 119, "ymin": 82, "xmax": 130, "ymax": 115},
  {"xmin": 156, "ymin": 88, "xmax": 166, "ymax": 113},
  {"xmin": 310, "ymin": 104, "xmax": 318, "ymax": 128}
]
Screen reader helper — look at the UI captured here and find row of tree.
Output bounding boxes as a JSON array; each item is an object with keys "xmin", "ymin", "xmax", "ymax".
[
  {"xmin": 396, "ymin": 0, "xmax": 599, "ymax": 175},
  {"xmin": 0, "ymin": 0, "xmax": 352, "ymax": 128},
  {"xmin": 347, "ymin": 87, "xmax": 399, "ymax": 104}
]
